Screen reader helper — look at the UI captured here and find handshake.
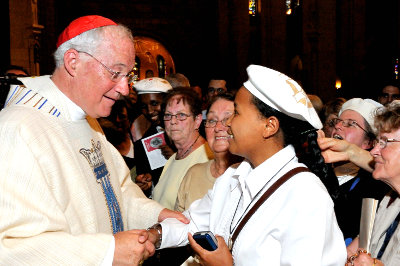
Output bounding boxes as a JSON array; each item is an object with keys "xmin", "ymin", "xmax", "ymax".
[
  {"xmin": 113, "ymin": 228, "xmax": 160, "ymax": 265},
  {"xmin": 113, "ymin": 208, "xmax": 187, "ymax": 265}
]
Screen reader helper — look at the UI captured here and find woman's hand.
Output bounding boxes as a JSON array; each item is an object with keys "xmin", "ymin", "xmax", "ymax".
[
  {"xmin": 318, "ymin": 137, "xmax": 353, "ymax": 163},
  {"xmin": 346, "ymin": 236, "xmax": 359, "ymax": 258},
  {"xmin": 317, "ymin": 137, "xmax": 374, "ymax": 172},
  {"xmin": 158, "ymin": 208, "xmax": 189, "ymax": 224},
  {"xmin": 346, "ymin": 249, "xmax": 383, "ymax": 266},
  {"xmin": 188, "ymin": 233, "xmax": 233, "ymax": 266}
]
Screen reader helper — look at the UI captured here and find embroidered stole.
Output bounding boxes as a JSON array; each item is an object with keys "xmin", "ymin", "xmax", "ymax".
[{"xmin": 8, "ymin": 84, "xmax": 124, "ymax": 234}]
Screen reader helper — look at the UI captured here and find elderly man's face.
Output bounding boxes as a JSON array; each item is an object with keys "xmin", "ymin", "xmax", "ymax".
[{"xmin": 76, "ymin": 31, "xmax": 135, "ymax": 118}]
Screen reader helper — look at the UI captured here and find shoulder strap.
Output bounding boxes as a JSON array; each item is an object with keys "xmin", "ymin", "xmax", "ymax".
[{"xmin": 230, "ymin": 166, "xmax": 310, "ymax": 250}]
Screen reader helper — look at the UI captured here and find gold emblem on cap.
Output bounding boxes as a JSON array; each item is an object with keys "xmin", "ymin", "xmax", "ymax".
[{"xmin": 286, "ymin": 79, "xmax": 312, "ymax": 108}]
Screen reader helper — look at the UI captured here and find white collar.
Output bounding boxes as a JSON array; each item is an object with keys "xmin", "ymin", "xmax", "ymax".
[
  {"xmin": 57, "ymin": 87, "xmax": 86, "ymax": 121},
  {"xmin": 18, "ymin": 75, "xmax": 86, "ymax": 121},
  {"xmin": 231, "ymin": 145, "xmax": 297, "ymax": 202}
]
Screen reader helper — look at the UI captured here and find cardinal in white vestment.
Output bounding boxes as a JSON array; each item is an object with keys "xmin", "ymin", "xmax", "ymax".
[{"xmin": 0, "ymin": 15, "xmax": 187, "ymax": 265}]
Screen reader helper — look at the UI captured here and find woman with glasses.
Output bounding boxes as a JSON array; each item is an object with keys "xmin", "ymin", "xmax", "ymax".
[
  {"xmin": 148, "ymin": 65, "xmax": 346, "ymax": 265},
  {"xmin": 175, "ymin": 93, "xmax": 242, "ymax": 212},
  {"xmin": 153, "ymin": 87, "xmax": 214, "ymax": 210},
  {"xmin": 327, "ymin": 98, "xmax": 390, "ymax": 245},
  {"xmin": 332, "ymin": 101, "xmax": 400, "ymax": 266}
]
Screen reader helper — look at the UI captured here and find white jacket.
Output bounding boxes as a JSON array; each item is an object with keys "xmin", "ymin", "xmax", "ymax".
[{"xmin": 161, "ymin": 145, "xmax": 346, "ymax": 266}]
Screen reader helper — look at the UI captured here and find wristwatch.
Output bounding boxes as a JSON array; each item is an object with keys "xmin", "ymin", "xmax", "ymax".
[{"xmin": 147, "ymin": 223, "xmax": 162, "ymax": 249}]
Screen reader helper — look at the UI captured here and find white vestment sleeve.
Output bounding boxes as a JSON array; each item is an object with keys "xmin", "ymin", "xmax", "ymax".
[
  {"xmin": 101, "ymin": 236, "xmax": 115, "ymax": 266},
  {"xmin": 111, "ymin": 144, "xmax": 164, "ymax": 229}
]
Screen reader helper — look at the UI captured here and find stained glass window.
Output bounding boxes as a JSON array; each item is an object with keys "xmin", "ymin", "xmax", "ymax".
[
  {"xmin": 286, "ymin": 0, "xmax": 292, "ymax": 15},
  {"xmin": 249, "ymin": 0, "xmax": 256, "ymax": 16},
  {"xmin": 157, "ymin": 55, "xmax": 166, "ymax": 78}
]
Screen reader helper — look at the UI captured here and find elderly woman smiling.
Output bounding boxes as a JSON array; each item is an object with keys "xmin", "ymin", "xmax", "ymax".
[
  {"xmin": 175, "ymin": 93, "xmax": 242, "ymax": 212},
  {"xmin": 345, "ymin": 101, "xmax": 400, "ymax": 266},
  {"xmin": 153, "ymin": 87, "xmax": 213, "ymax": 209}
]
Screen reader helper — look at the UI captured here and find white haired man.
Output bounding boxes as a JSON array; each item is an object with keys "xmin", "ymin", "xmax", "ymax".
[{"xmin": 0, "ymin": 15, "xmax": 187, "ymax": 265}]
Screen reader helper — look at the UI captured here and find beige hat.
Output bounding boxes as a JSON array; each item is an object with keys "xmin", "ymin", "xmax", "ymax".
[
  {"xmin": 134, "ymin": 77, "xmax": 172, "ymax": 95},
  {"xmin": 339, "ymin": 98, "xmax": 383, "ymax": 134},
  {"xmin": 243, "ymin": 65, "xmax": 322, "ymax": 129}
]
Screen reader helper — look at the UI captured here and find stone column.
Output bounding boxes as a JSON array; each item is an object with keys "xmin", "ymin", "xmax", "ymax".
[{"xmin": 9, "ymin": 0, "xmax": 44, "ymax": 75}]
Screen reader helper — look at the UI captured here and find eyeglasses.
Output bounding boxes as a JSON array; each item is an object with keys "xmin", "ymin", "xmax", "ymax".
[
  {"xmin": 373, "ymin": 136, "xmax": 400, "ymax": 149},
  {"xmin": 208, "ymin": 87, "xmax": 226, "ymax": 94},
  {"xmin": 204, "ymin": 117, "xmax": 231, "ymax": 128},
  {"xmin": 77, "ymin": 51, "xmax": 130, "ymax": 82},
  {"xmin": 163, "ymin": 113, "xmax": 192, "ymax": 121},
  {"xmin": 331, "ymin": 118, "xmax": 368, "ymax": 133}
]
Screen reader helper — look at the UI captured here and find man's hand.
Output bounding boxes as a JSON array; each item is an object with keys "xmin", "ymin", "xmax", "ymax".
[
  {"xmin": 158, "ymin": 208, "xmax": 190, "ymax": 224},
  {"xmin": 135, "ymin": 173, "xmax": 152, "ymax": 191},
  {"xmin": 113, "ymin": 229, "xmax": 156, "ymax": 265},
  {"xmin": 188, "ymin": 233, "xmax": 233, "ymax": 266}
]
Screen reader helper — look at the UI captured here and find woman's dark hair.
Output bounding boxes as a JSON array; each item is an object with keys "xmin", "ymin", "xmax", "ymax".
[
  {"xmin": 162, "ymin": 87, "xmax": 202, "ymax": 116},
  {"xmin": 206, "ymin": 92, "xmax": 235, "ymax": 114},
  {"xmin": 252, "ymin": 95, "xmax": 339, "ymax": 200}
]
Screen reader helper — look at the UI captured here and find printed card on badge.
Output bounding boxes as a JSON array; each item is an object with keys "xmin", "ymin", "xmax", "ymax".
[{"xmin": 141, "ymin": 132, "xmax": 168, "ymax": 170}]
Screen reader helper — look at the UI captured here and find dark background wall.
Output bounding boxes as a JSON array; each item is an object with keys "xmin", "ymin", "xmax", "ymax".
[
  {"xmin": 5, "ymin": 0, "xmax": 400, "ymax": 102},
  {"xmin": 1, "ymin": 1, "xmax": 10, "ymax": 69}
]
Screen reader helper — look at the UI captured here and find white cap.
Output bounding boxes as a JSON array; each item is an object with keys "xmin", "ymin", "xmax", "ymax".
[
  {"xmin": 134, "ymin": 77, "xmax": 172, "ymax": 95},
  {"xmin": 243, "ymin": 65, "xmax": 322, "ymax": 129},
  {"xmin": 339, "ymin": 98, "xmax": 383, "ymax": 134}
]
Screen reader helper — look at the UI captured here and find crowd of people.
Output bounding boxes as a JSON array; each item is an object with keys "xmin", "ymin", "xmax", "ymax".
[{"xmin": 1, "ymin": 14, "xmax": 400, "ymax": 266}]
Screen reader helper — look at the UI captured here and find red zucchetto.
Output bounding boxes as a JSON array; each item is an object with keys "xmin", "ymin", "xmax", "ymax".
[{"xmin": 56, "ymin": 15, "xmax": 117, "ymax": 48}]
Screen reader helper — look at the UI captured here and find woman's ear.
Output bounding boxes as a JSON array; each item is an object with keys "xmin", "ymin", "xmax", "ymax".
[
  {"xmin": 194, "ymin": 113, "xmax": 203, "ymax": 130},
  {"xmin": 63, "ymin": 49, "xmax": 80, "ymax": 77},
  {"xmin": 263, "ymin": 116, "xmax": 279, "ymax": 138}
]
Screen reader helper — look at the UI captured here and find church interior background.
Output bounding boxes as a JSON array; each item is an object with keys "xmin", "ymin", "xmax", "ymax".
[{"xmin": 2, "ymin": 0, "xmax": 400, "ymax": 101}]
